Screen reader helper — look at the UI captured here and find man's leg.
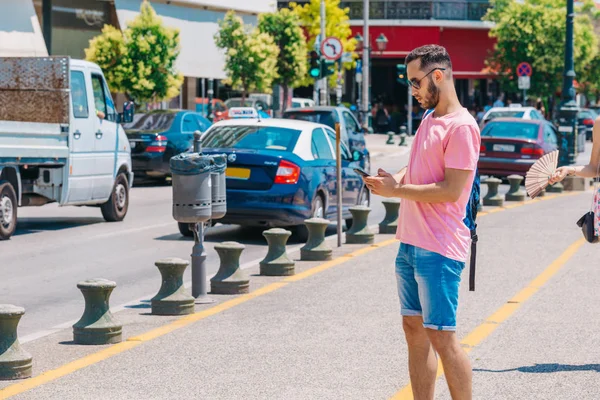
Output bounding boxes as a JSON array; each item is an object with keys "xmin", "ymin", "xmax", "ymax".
[
  {"xmin": 427, "ymin": 330, "xmax": 472, "ymax": 400},
  {"xmin": 402, "ymin": 316, "xmax": 438, "ymax": 400}
]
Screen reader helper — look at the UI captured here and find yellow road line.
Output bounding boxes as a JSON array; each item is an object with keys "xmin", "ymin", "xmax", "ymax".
[
  {"xmin": 0, "ymin": 240, "xmax": 398, "ymax": 399},
  {"xmin": 389, "ymin": 237, "xmax": 586, "ymax": 400}
]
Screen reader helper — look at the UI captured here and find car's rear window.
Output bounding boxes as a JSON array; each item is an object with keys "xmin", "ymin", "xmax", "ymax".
[
  {"xmin": 486, "ymin": 111, "xmax": 525, "ymax": 120},
  {"xmin": 283, "ymin": 110, "xmax": 338, "ymax": 129},
  {"xmin": 482, "ymin": 122, "xmax": 539, "ymax": 140},
  {"xmin": 202, "ymin": 125, "xmax": 301, "ymax": 151},
  {"xmin": 125, "ymin": 113, "xmax": 175, "ymax": 131}
]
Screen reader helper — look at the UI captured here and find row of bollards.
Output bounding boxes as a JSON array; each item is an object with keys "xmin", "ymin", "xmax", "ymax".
[
  {"xmin": 385, "ymin": 126, "xmax": 409, "ymax": 147},
  {"xmin": 482, "ymin": 175, "xmax": 563, "ymax": 207}
]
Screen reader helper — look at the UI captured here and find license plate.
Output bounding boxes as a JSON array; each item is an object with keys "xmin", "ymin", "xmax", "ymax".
[
  {"xmin": 129, "ymin": 141, "xmax": 137, "ymax": 149},
  {"xmin": 226, "ymin": 167, "xmax": 250, "ymax": 180},
  {"xmin": 493, "ymin": 144, "xmax": 515, "ymax": 152}
]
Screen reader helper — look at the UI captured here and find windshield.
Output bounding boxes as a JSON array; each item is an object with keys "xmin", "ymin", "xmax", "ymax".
[
  {"xmin": 485, "ymin": 111, "xmax": 525, "ymax": 121},
  {"xmin": 482, "ymin": 122, "xmax": 539, "ymax": 140},
  {"xmin": 126, "ymin": 113, "xmax": 175, "ymax": 131},
  {"xmin": 202, "ymin": 125, "xmax": 301, "ymax": 151},
  {"xmin": 283, "ymin": 110, "xmax": 338, "ymax": 129}
]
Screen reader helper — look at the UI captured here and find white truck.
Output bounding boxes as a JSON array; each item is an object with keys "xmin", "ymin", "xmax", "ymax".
[{"xmin": 0, "ymin": 57, "xmax": 134, "ymax": 240}]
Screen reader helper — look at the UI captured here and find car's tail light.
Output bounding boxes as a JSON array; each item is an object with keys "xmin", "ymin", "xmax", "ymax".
[
  {"xmin": 274, "ymin": 160, "xmax": 300, "ymax": 184},
  {"xmin": 583, "ymin": 118, "xmax": 594, "ymax": 125},
  {"xmin": 480, "ymin": 144, "xmax": 486, "ymax": 152},
  {"xmin": 521, "ymin": 144, "xmax": 544, "ymax": 156},
  {"xmin": 146, "ymin": 135, "xmax": 167, "ymax": 153}
]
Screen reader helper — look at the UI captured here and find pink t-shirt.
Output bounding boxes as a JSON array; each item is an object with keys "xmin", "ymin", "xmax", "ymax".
[{"xmin": 396, "ymin": 108, "xmax": 481, "ymax": 262}]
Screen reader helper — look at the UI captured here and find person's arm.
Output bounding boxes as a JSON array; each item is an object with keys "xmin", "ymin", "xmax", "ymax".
[
  {"xmin": 550, "ymin": 116, "xmax": 600, "ymax": 183},
  {"xmin": 393, "ymin": 168, "xmax": 472, "ymax": 203}
]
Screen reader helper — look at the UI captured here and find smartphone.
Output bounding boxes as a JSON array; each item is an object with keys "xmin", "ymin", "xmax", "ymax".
[{"xmin": 353, "ymin": 167, "xmax": 371, "ymax": 178}]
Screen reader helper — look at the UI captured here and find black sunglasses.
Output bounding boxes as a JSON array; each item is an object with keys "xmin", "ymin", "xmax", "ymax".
[{"xmin": 408, "ymin": 67, "xmax": 446, "ymax": 89}]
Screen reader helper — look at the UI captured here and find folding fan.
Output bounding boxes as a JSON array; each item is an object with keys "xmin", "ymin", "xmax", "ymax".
[{"xmin": 525, "ymin": 150, "xmax": 559, "ymax": 199}]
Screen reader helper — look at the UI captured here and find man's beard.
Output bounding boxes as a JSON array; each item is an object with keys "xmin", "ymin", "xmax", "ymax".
[{"xmin": 422, "ymin": 77, "xmax": 440, "ymax": 109}]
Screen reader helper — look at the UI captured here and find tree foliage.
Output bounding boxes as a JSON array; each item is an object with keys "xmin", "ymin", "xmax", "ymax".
[
  {"xmin": 258, "ymin": 8, "xmax": 308, "ymax": 111},
  {"xmin": 484, "ymin": 0, "xmax": 598, "ymax": 100},
  {"xmin": 290, "ymin": 0, "xmax": 357, "ymax": 88},
  {"xmin": 85, "ymin": 0, "xmax": 184, "ymax": 105},
  {"xmin": 214, "ymin": 11, "xmax": 280, "ymax": 102}
]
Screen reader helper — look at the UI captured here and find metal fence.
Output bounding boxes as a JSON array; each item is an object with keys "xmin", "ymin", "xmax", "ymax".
[{"xmin": 277, "ymin": 1, "xmax": 491, "ymax": 21}]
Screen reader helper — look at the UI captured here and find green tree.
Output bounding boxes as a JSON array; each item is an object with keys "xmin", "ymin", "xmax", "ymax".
[
  {"xmin": 85, "ymin": 0, "xmax": 184, "ymax": 105},
  {"xmin": 258, "ymin": 8, "xmax": 308, "ymax": 112},
  {"xmin": 290, "ymin": 0, "xmax": 357, "ymax": 88},
  {"xmin": 484, "ymin": 0, "xmax": 598, "ymax": 108},
  {"xmin": 214, "ymin": 11, "xmax": 280, "ymax": 102}
]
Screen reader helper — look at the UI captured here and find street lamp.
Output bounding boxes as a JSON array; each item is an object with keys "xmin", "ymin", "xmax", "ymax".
[
  {"xmin": 353, "ymin": 32, "xmax": 388, "ymax": 129},
  {"xmin": 556, "ymin": 0, "xmax": 579, "ymax": 166}
]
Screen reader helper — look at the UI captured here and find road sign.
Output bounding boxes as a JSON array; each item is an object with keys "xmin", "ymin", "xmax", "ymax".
[
  {"xmin": 518, "ymin": 76, "xmax": 530, "ymax": 90},
  {"xmin": 321, "ymin": 37, "xmax": 343, "ymax": 61},
  {"xmin": 517, "ymin": 62, "xmax": 532, "ymax": 77},
  {"xmin": 341, "ymin": 52, "xmax": 353, "ymax": 63}
]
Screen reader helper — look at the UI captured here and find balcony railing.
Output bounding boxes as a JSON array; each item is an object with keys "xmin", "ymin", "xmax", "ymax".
[{"xmin": 277, "ymin": 1, "xmax": 491, "ymax": 22}]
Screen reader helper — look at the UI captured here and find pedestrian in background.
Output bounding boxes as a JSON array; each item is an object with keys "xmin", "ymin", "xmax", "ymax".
[{"xmin": 365, "ymin": 44, "xmax": 480, "ymax": 400}]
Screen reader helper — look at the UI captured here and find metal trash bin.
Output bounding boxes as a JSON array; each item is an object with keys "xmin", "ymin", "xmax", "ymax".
[
  {"xmin": 170, "ymin": 153, "xmax": 212, "ymax": 223},
  {"xmin": 209, "ymin": 154, "xmax": 227, "ymax": 220}
]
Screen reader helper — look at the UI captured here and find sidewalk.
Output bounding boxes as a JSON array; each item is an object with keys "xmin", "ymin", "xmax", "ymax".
[
  {"xmin": 365, "ymin": 133, "xmax": 413, "ymax": 159},
  {"xmin": 1, "ymin": 190, "xmax": 599, "ymax": 399}
]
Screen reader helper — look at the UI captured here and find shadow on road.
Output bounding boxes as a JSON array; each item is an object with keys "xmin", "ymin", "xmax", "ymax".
[
  {"xmin": 14, "ymin": 217, "xmax": 105, "ymax": 236},
  {"xmin": 474, "ymin": 363, "xmax": 600, "ymax": 373}
]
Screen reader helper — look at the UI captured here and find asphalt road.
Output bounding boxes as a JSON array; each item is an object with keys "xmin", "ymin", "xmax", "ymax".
[{"xmin": 0, "ymin": 144, "xmax": 412, "ymax": 340}]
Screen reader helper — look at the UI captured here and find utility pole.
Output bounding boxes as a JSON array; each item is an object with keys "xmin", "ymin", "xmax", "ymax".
[
  {"xmin": 319, "ymin": 0, "xmax": 327, "ymax": 105},
  {"xmin": 361, "ymin": 0, "xmax": 370, "ymax": 128},
  {"xmin": 556, "ymin": 0, "xmax": 579, "ymax": 166}
]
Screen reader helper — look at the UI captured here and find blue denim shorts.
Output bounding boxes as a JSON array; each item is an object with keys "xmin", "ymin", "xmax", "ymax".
[{"xmin": 395, "ymin": 243, "xmax": 465, "ymax": 331}]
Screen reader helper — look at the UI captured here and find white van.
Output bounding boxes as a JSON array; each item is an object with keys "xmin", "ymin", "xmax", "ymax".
[{"xmin": 0, "ymin": 57, "xmax": 134, "ymax": 240}]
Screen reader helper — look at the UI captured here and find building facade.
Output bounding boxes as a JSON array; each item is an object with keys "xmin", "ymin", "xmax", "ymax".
[
  {"xmin": 1, "ymin": 0, "xmax": 274, "ymax": 109},
  {"xmin": 280, "ymin": 0, "xmax": 499, "ymax": 129}
]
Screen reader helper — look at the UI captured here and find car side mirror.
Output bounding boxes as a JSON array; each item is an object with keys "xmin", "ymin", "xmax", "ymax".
[
  {"xmin": 119, "ymin": 101, "xmax": 135, "ymax": 124},
  {"xmin": 353, "ymin": 151, "xmax": 364, "ymax": 162}
]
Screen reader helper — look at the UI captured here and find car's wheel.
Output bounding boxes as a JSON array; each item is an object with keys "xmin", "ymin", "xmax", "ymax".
[
  {"xmin": 101, "ymin": 173, "xmax": 129, "ymax": 222},
  {"xmin": 178, "ymin": 222, "xmax": 194, "ymax": 237},
  {"xmin": 0, "ymin": 181, "xmax": 17, "ymax": 240},
  {"xmin": 296, "ymin": 194, "xmax": 325, "ymax": 242}
]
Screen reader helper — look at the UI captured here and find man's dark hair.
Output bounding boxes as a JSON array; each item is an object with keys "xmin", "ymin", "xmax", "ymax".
[{"xmin": 405, "ymin": 45, "xmax": 452, "ymax": 71}]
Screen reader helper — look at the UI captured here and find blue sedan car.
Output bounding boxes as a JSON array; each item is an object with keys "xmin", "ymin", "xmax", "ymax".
[
  {"xmin": 124, "ymin": 110, "xmax": 211, "ymax": 182},
  {"xmin": 182, "ymin": 111, "xmax": 370, "ymax": 238}
]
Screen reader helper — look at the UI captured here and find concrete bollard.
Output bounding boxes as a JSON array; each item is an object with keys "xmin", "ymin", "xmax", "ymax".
[
  {"xmin": 398, "ymin": 126, "xmax": 408, "ymax": 146},
  {"xmin": 483, "ymin": 177, "xmax": 504, "ymax": 207},
  {"xmin": 546, "ymin": 182, "xmax": 564, "ymax": 193},
  {"xmin": 300, "ymin": 218, "xmax": 332, "ymax": 261},
  {"xmin": 151, "ymin": 258, "xmax": 195, "ymax": 315},
  {"xmin": 505, "ymin": 175, "xmax": 526, "ymax": 201},
  {"xmin": 211, "ymin": 242, "xmax": 249, "ymax": 295},
  {"xmin": 73, "ymin": 279, "xmax": 122, "ymax": 345},
  {"xmin": 260, "ymin": 228, "xmax": 295, "ymax": 276},
  {"xmin": 379, "ymin": 199, "xmax": 400, "ymax": 234},
  {"xmin": 0, "ymin": 305, "xmax": 32, "ymax": 380},
  {"xmin": 346, "ymin": 206, "xmax": 374, "ymax": 244},
  {"xmin": 386, "ymin": 131, "xmax": 395, "ymax": 145}
]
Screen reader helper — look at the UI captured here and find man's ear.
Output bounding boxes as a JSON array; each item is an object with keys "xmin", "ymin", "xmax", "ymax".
[{"xmin": 434, "ymin": 69, "xmax": 445, "ymax": 84}]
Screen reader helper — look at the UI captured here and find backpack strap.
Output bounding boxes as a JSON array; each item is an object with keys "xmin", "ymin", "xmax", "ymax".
[{"xmin": 469, "ymin": 227, "xmax": 478, "ymax": 291}]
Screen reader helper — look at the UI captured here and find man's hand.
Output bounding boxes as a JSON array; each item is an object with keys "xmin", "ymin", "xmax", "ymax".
[{"xmin": 364, "ymin": 169, "xmax": 399, "ymax": 198}]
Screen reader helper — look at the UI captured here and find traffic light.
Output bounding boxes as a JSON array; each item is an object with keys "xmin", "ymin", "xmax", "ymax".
[
  {"xmin": 320, "ymin": 59, "xmax": 335, "ymax": 78},
  {"xmin": 396, "ymin": 64, "xmax": 407, "ymax": 85},
  {"xmin": 309, "ymin": 51, "xmax": 320, "ymax": 78}
]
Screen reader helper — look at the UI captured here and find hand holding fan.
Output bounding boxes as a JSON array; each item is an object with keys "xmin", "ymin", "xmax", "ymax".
[{"xmin": 525, "ymin": 150, "xmax": 559, "ymax": 199}]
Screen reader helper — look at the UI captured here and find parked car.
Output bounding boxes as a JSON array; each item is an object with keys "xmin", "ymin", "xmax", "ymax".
[
  {"xmin": 0, "ymin": 56, "xmax": 134, "ymax": 240},
  {"xmin": 281, "ymin": 106, "xmax": 371, "ymax": 173},
  {"xmin": 480, "ymin": 105, "xmax": 545, "ymax": 129},
  {"xmin": 290, "ymin": 97, "xmax": 315, "ymax": 108},
  {"xmin": 125, "ymin": 110, "xmax": 211, "ymax": 182},
  {"xmin": 478, "ymin": 118, "xmax": 559, "ymax": 178},
  {"xmin": 179, "ymin": 108, "xmax": 369, "ymax": 238},
  {"xmin": 576, "ymin": 108, "xmax": 597, "ymax": 141},
  {"xmin": 195, "ymin": 98, "xmax": 228, "ymax": 121}
]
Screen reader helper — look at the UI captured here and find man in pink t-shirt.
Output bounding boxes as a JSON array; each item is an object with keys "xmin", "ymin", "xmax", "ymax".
[{"xmin": 365, "ymin": 45, "xmax": 480, "ymax": 400}]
